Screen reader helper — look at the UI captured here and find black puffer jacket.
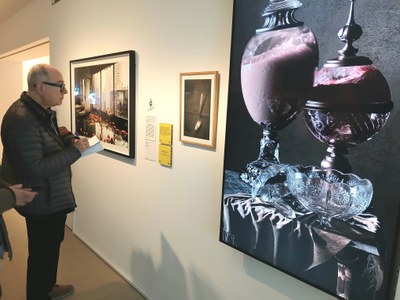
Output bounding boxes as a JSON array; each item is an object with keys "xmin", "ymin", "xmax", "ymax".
[{"xmin": 1, "ymin": 92, "xmax": 81, "ymax": 216}]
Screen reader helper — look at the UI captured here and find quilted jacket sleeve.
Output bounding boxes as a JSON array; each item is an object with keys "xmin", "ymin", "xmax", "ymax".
[
  {"xmin": 0, "ymin": 188, "xmax": 15, "ymax": 214},
  {"xmin": 4, "ymin": 116, "xmax": 81, "ymax": 178},
  {"xmin": 58, "ymin": 126, "xmax": 79, "ymax": 147}
]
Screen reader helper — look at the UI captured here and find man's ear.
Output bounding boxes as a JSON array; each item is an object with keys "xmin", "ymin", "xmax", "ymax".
[{"xmin": 35, "ymin": 82, "xmax": 45, "ymax": 95}]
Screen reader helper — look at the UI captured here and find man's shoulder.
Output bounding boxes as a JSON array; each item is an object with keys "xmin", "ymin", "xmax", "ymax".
[
  {"xmin": 2, "ymin": 101, "xmax": 39, "ymax": 134},
  {"xmin": 5, "ymin": 99, "xmax": 36, "ymax": 120}
]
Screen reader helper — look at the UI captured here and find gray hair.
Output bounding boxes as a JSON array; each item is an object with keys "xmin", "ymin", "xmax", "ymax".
[{"xmin": 27, "ymin": 64, "xmax": 50, "ymax": 90}]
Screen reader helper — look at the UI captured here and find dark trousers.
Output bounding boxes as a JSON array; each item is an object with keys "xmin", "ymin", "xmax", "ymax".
[{"xmin": 25, "ymin": 212, "xmax": 67, "ymax": 300}]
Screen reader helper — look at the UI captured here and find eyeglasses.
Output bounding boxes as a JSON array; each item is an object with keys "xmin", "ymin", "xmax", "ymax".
[{"xmin": 42, "ymin": 81, "xmax": 66, "ymax": 92}]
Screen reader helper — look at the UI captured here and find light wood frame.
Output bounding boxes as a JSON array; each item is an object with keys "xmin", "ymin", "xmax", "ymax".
[{"xmin": 179, "ymin": 71, "xmax": 219, "ymax": 148}]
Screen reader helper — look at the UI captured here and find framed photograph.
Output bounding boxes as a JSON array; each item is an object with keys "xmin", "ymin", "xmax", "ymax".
[
  {"xmin": 220, "ymin": 1, "xmax": 400, "ymax": 300},
  {"xmin": 70, "ymin": 50, "xmax": 135, "ymax": 158},
  {"xmin": 179, "ymin": 71, "xmax": 219, "ymax": 148}
]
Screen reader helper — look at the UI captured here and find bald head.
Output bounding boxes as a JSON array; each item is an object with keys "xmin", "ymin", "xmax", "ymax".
[
  {"xmin": 27, "ymin": 64, "xmax": 59, "ymax": 91},
  {"xmin": 26, "ymin": 64, "xmax": 67, "ymax": 109}
]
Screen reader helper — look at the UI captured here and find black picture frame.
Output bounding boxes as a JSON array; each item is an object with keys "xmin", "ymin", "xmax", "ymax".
[
  {"xmin": 70, "ymin": 50, "xmax": 135, "ymax": 158},
  {"xmin": 219, "ymin": 1, "xmax": 400, "ymax": 300}
]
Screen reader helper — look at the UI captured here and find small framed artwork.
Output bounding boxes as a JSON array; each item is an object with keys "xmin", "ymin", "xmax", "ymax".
[
  {"xmin": 179, "ymin": 71, "xmax": 219, "ymax": 148},
  {"xmin": 70, "ymin": 50, "xmax": 135, "ymax": 158}
]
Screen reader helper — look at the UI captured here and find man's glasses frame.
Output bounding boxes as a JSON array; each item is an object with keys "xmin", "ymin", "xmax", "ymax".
[{"xmin": 42, "ymin": 81, "xmax": 66, "ymax": 92}]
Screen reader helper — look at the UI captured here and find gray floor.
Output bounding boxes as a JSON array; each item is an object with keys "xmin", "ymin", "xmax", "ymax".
[{"xmin": 0, "ymin": 209, "xmax": 146, "ymax": 300}]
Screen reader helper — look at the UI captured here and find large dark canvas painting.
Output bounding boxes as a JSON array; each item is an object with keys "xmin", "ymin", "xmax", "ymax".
[{"xmin": 219, "ymin": 1, "xmax": 400, "ymax": 299}]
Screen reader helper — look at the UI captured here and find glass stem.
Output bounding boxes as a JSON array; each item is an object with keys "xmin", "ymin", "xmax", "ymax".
[{"xmin": 258, "ymin": 128, "xmax": 280, "ymax": 164}]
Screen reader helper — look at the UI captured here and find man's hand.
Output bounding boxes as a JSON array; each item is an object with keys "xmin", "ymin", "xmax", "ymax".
[
  {"xmin": 73, "ymin": 137, "xmax": 90, "ymax": 153},
  {"xmin": 58, "ymin": 126, "xmax": 71, "ymax": 137},
  {"xmin": 9, "ymin": 184, "xmax": 38, "ymax": 207}
]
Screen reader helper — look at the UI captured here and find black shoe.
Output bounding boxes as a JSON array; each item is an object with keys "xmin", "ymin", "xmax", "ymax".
[{"xmin": 48, "ymin": 284, "xmax": 75, "ymax": 299}]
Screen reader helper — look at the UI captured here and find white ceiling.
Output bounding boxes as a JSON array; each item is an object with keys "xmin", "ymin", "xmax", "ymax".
[
  {"xmin": 0, "ymin": 0, "xmax": 31, "ymax": 24},
  {"xmin": 0, "ymin": 1, "xmax": 49, "ymax": 60}
]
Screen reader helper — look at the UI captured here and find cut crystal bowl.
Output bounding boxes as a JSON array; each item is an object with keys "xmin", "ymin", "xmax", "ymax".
[{"xmin": 285, "ymin": 165, "xmax": 373, "ymax": 226}]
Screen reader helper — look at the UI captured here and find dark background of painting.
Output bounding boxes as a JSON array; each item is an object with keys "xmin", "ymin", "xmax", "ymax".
[
  {"xmin": 183, "ymin": 79, "xmax": 211, "ymax": 140},
  {"xmin": 223, "ymin": 0, "xmax": 400, "ymax": 298}
]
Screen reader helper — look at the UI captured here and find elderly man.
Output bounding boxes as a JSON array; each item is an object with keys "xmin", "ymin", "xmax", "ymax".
[{"xmin": 1, "ymin": 64, "xmax": 89, "ymax": 300}]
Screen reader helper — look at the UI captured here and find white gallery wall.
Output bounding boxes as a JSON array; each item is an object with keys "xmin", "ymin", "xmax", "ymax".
[
  {"xmin": 0, "ymin": 1, "xmax": 398, "ymax": 300},
  {"xmin": 0, "ymin": 60, "xmax": 22, "ymax": 158}
]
